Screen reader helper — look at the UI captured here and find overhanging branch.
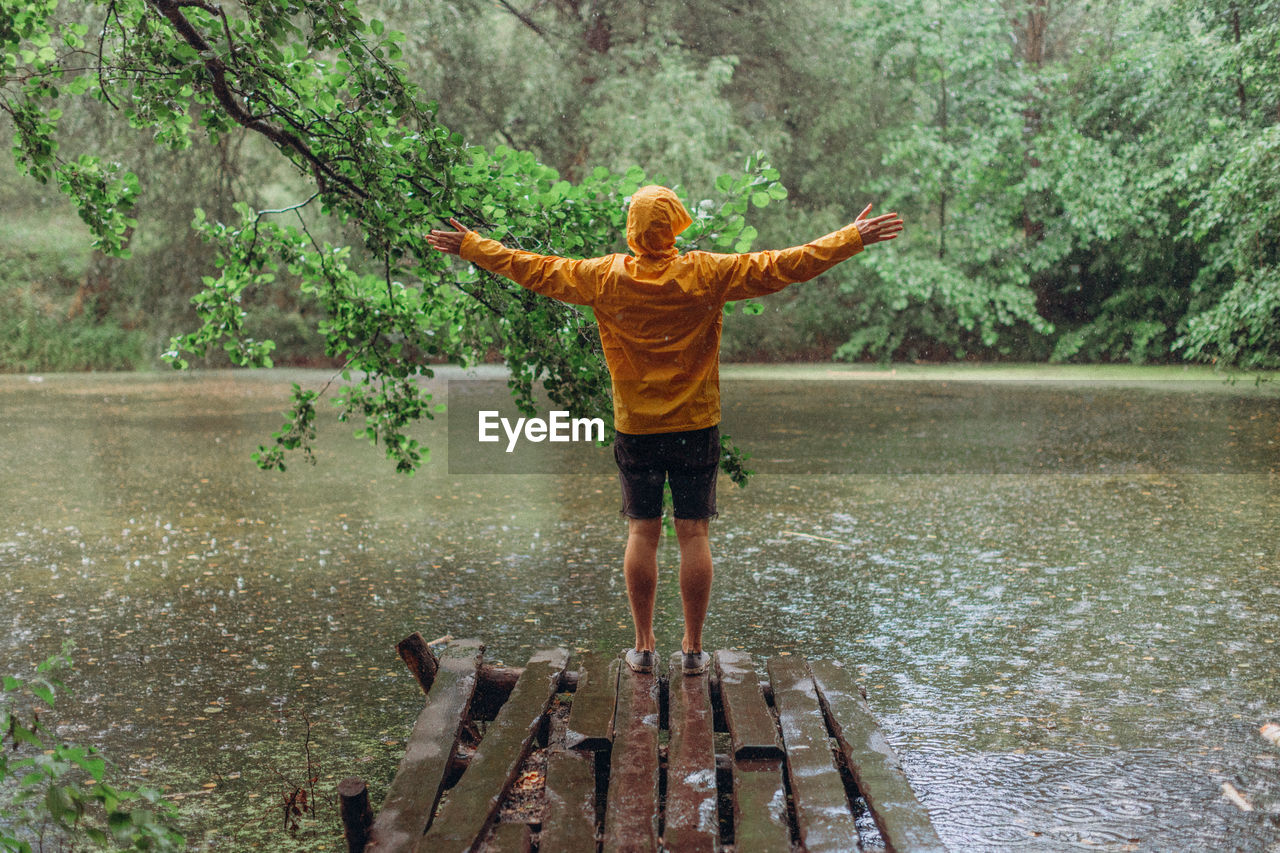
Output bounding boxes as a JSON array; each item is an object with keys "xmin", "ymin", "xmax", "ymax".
[{"xmin": 147, "ymin": 0, "xmax": 370, "ymax": 200}]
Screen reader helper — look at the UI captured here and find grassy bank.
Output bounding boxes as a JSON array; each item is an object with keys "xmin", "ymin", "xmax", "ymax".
[{"xmin": 0, "ymin": 214, "xmax": 150, "ymax": 372}]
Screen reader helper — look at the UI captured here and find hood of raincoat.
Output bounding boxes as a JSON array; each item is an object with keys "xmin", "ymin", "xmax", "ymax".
[{"xmin": 626, "ymin": 185, "xmax": 693, "ymax": 260}]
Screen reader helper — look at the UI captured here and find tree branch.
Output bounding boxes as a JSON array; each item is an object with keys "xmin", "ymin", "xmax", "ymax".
[{"xmin": 147, "ymin": 0, "xmax": 370, "ymax": 200}]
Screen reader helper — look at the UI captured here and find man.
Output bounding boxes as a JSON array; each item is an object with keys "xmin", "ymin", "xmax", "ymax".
[{"xmin": 427, "ymin": 185, "xmax": 903, "ymax": 675}]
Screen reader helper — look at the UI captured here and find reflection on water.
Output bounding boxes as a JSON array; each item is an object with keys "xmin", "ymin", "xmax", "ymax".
[{"xmin": 1, "ymin": 368, "xmax": 1277, "ymax": 850}]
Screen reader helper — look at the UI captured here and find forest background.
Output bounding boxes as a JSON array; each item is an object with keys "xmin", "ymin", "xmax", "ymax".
[{"xmin": 2, "ymin": 0, "xmax": 1278, "ymax": 377}]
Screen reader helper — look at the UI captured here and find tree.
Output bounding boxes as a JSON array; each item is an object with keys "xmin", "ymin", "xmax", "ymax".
[
  {"xmin": 1034, "ymin": 0, "xmax": 1280, "ymax": 367},
  {"xmin": 821, "ymin": 0, "xmax": 1051, "ymax": 362}
]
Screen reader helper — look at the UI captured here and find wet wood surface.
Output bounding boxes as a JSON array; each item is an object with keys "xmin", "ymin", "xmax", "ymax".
[
  {"xmin": 564, "ymin": 651, "xmax": 619, "ymax": 751},
  {"xmin": 354, "ymin": 641, "xmax": 943, "ymax": 853},
  {"xmin": 715, "ymin": 650, "xmax": 783, "ymax": 760},
  {"xmin": 541, "ymin": 744, "xmax": 599, "ymax": 853},
  {"xmin": 396, "ymin": 632, "xmax": 440, "ymax": 696},
  {"xmin": 338, "ymin": 777, "xmax": 373, "ymax": 853},
  {"xmin": 767, "ymin": 655, "xmax": 862, "ymax": 852},
  {"xmin": 810, "ymin": 659, "xmax": 947, "ymax": 853},
  {"xmin": 482, "ymin": 820, "xmax": 532, "ymax": 852},
  {"xmin": 417, "ymin": 647, "xmax": 569, "ymax": 851},
  {"xmin": 730, "ymin": 757, "xmax": 792, "ymax": 853},
  {"xmin": 664, "ymin": 653, "xmax": 718, "ymax": 852},
  {"xmin": 602, "ymin": 662, "xmax": 661, "ymax": 852},
  {"xmin": 365, "ymin": 640, "xmax": 483, "ymax": 852}
]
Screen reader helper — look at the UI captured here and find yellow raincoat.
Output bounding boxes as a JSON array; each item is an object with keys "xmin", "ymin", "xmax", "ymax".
[{"xmin": 459, "ymin": 185, "xmax": 864, "ymax": 434}]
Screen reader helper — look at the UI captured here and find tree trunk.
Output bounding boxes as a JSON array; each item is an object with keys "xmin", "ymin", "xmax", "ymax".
[
  {"xmin": 938, "ymin": 65, "xmax": 948, "ymax": 260},
  {"xmin": 1231, "ymin": 5, "xmax": 1247, "ymax": 117}
]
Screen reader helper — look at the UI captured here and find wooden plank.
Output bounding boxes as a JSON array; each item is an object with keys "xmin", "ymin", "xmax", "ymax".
[
  {"xmin": 810, "ymin": 660, "xmax": 947, "ymax": 853},
  {"xmin": 730, "ymin": 758, "xmax": 791, "ymax": 853},
  {"xmin": 482, "ymin": 821, "xmax": 532, "ymax": 852},
  {"xmin": 366, "ymin": 640, "xmax": 483, "ymax": 853},
  {"xmin": 767, "ymin": 656, "xmax": 861, "ymax": 853},
  {"xmin": 602, "ymin": 659, "xmax": 661, "ymax": 852},
  {"xmin": 664, "ymin": 653, "xmax": 719, "ymax": 852},
  {"xmin": 418, "ymin": 648, "xmax": 570, "ymax": 851},
  {"xmin": 565, "ymin": 651, "xmax": 619, "ymax": 751},
  {"xmin": 541, "ymin": 746, "xmax": 598, "ymax": 853},
  {"xmin": 715, "ymin": 650, "xmax": 783, "ymax": 760}
]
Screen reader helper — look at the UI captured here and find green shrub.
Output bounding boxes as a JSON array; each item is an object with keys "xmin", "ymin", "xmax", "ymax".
[
  {"xmin": 1, "ymin": 643, "xmax": 185, "ymax": 852},
  {"xmin": 0, "ymin": 286, "xmax": 148, "ymax": 372}
]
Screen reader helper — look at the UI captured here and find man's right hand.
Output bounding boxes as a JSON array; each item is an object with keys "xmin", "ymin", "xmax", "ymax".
[
  {"xmin": 854, "ymin": 204, "xmax": 904, "ymax": 246},
  {"xmin": 426, "ymin": 218, "xmax": 472, "ymax": 255}
]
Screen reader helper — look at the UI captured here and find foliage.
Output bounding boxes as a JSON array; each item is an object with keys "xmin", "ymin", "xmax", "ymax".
[
  {"xmin": 1, "ymin": 643, "xmax": 184, "ymax": 851},
  {"xmin": 0, "ymin": 286, "xmax": 148, "ymax": 371},
  {"xmin": 1031, "ymin": 0, "xmax": 1280, "ymax": 366}
]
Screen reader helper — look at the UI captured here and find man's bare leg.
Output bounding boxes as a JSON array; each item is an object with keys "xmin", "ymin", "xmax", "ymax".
[
  {"xmin": 674, "ymin": 517, "xmax": 712, "ymax": 654},
  {"xmin": 624, "ymin": 517, "xmax": 662, "ymax": 652}
]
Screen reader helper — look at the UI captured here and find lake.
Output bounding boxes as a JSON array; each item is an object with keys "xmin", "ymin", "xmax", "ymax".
[{"xmin": 1, "ymin": 365, "xmax": 1277, "ymax": 850}]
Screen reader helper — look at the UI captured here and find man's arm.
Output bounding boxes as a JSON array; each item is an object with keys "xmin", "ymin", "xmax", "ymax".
[
  {"xmin": 427, "ymin": 219, "xmax": 607, "ymax": 306},
  {"xmin": 717, "ymin": 204, "xmax": 903, "ymax": 301}
]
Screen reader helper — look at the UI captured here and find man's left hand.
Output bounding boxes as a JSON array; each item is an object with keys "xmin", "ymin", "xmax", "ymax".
[{"xmin": 426, "ymin": 218, "xmax": 472, "ymax": 255}]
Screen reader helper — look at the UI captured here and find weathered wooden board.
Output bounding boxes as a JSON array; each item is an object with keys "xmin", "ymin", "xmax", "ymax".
[
  {"xmin": 730, "ymin": 758, "xmax": 791, "ymax": 853},
  {"xmin": 417, "ymin": 648, "xmax": 570, "ymax": 851},
  {"xmin": 767, "ymin": 656, "xmax": 861, "ymax": 853},
  {"xmin": 481, "ymin": 820, "xmax": 532, "ymax": 852},
  {"xmin": 602, "ymin": 662, "xmax": 661, "ymax": 852},
  {"xmin": 810, "ymin": 660, "xmax": 947, "ymax": 853},
  {"xmin": 715, "ymin": 650, "xmax": 783, "ymax": 760},
  {"xmin": 360, "ymin": 642, "xmax": 944, "ymax": 853},
  {"xmin": 565, "ymin": 651, "xmax": 619, "ymax": 751},
  {"xmin": 365, "ymin": 640, "xmax": 483, "ymax": 853},
  {"xmin": 541, "ymin": 740, "xmax": 598, "ymax": 853},
  {"xmin": 664, "ymin": 653, "xmax": 719, "ymax": 852}
]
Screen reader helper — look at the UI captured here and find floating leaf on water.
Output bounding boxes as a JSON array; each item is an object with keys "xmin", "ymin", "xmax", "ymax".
[{"xmin": 1220, "ymin": 781, "xmax": 1253, "ymax": 812}]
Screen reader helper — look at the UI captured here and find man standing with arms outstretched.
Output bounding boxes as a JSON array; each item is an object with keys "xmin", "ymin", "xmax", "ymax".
[{"xmin": 427, "ymin": 185, "xmax": 903, "ymax": 675}]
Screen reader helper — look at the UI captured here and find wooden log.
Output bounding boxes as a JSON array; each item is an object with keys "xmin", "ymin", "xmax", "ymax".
[
  {"xmin": 417, "ymin": 648, "xmax": 570, "ymax": 851},
  {"xmin": 565, "ymin": 651, "xmax": 619, "ymax": 751},
  {"xmin": 338, "ymin": 777, "xmax": 373, "ymax": 853},
  {"xmin": 809, "ymin": 660, "xmax": 947, "ymax": 853},
  {"xmin": 664, "ymin": 653, "xmax": 719, "ymax": 852},
  {"xmin": 397, "ymin": 632, "xmax": 440, "ymax": 696},
  {"xmin": 469, "ymin": 664, "xmax": 580, "ymax": 722},
  {"xmin": 483, "ymin": 821, "xmax": 533, "ymax": 852},
  {"xmin": 714, "ymin": 650, "xmax": 783, "ymax": 760},
  {"xmin": 366, "ymin": 640, "xmax": 483, "ymax": 852},
  {"xmin": 541, "ymin": 744, "xmax": 599, "ymax": 853},
  {"xmin": 730, "ymin": 758, "xmax": 791, "ymax": 853},
  {"xmin": 767, "ymin": 656, "xmax": 861, "ymax": 852},
  {"xmin": 602, "ymin": 659, "xmax": 661, "ymax": 852}
]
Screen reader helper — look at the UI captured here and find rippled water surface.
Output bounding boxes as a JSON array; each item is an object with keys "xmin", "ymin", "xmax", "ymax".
[{"xmin": 1, "ymin": 367, "xmax": 1277, "ymax": 850}]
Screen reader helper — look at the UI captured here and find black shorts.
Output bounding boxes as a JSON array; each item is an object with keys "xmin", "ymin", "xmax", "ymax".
[{"xmin": 613, "ymin": 425, "xmax": 720, "ymax": 520}]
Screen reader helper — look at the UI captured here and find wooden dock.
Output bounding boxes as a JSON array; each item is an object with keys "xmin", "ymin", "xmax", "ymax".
[{"xmin": 338, "ymin": 634, "xmax": 946, "ymax": 852}]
